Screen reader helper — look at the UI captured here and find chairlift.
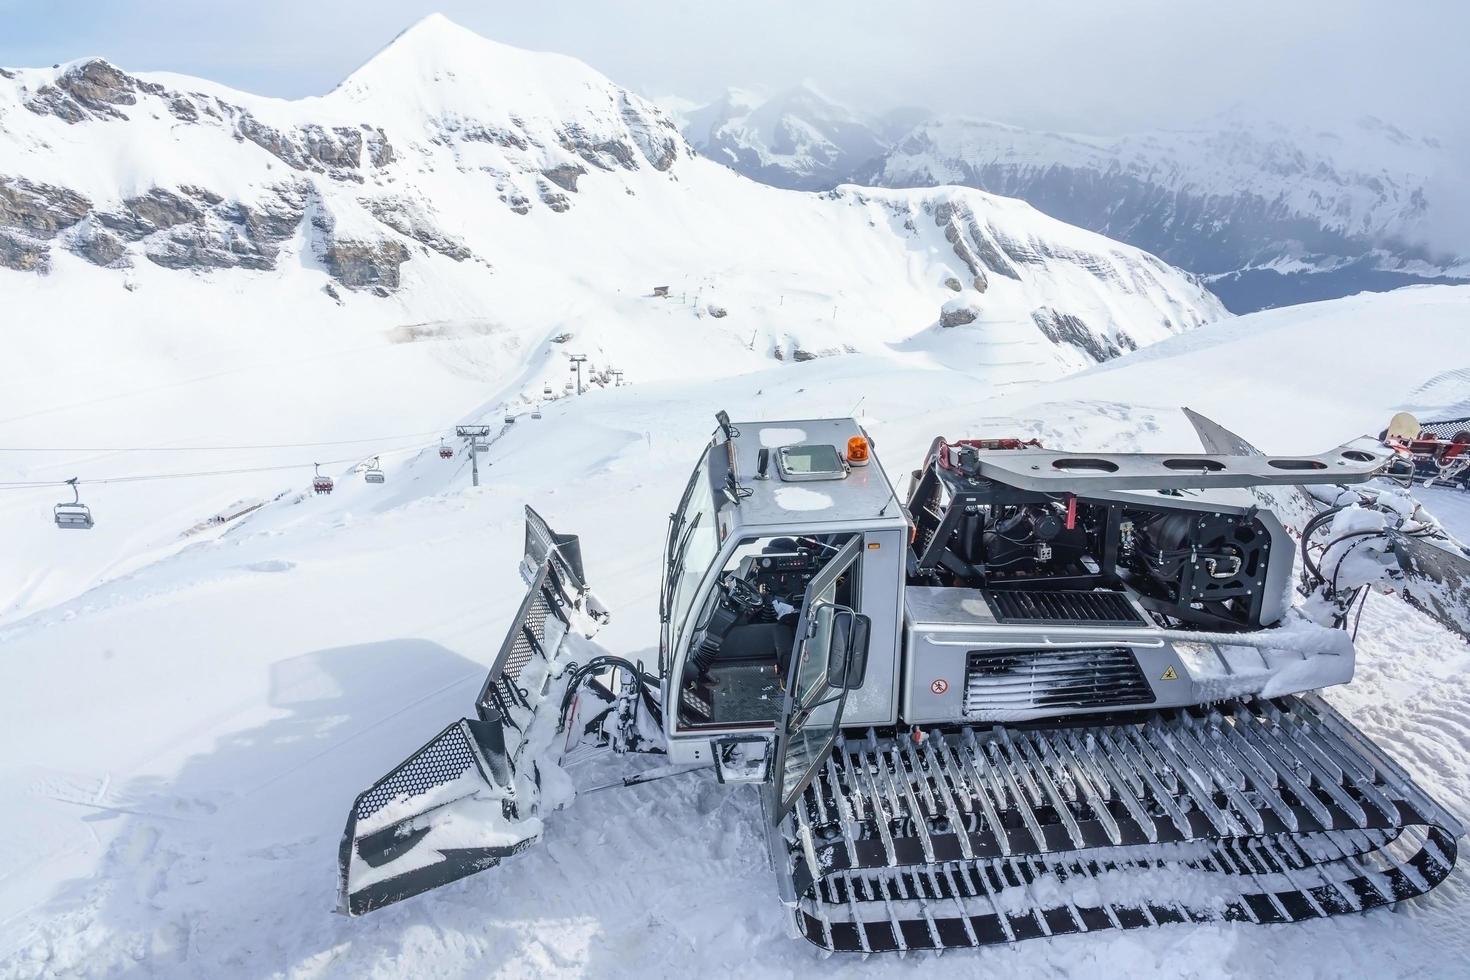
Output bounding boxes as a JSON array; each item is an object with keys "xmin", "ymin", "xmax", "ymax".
[
  {"xmin": 53, "ymin": 477, "xmax": 94, "ymax": 530},
  {"xmin": 438, "ymin": 437, "xmax": 453, "ymax": 460},
  {"xmin": 543, "ymin": 383, "xmax": 553, "ymax": 395},
  {"xmin": 531, "ymin": 407, "xmax": 542, "ymax": 420},
  {"xmin": 504, "ymin": 413, "xmax": 516, "ymax": 424},
  {"xmin": 364, "ymin": 456, "xmax": 386, "ymax": 485},
  {"xmin": 312, "ymin": 462, "xmax": 334, "ymax": 495},
  {"xmin": 563, "ymin": 381, "xmax": 573, "ymax": 392}
]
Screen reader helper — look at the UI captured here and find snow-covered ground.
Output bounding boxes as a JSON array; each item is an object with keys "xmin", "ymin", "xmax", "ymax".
[{"xmin": 1, "ymin": 284, "xmax": 1468, "ymax": 978}]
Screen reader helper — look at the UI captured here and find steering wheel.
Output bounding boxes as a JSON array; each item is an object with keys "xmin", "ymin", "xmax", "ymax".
[{"xmin": 719, "ymin": 571, "xmax": 765, "ymax": 613}]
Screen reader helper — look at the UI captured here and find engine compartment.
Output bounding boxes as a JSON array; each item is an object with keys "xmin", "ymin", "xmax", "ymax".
[{"xmin": 906, "ymin": 438, "xmax": 1284, "ymax": 630}]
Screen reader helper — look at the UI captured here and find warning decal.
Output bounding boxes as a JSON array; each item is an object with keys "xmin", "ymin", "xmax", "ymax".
[
  {"xmin": 1160, "ymin": 665, "xmax": 1179, "ymax": 681},
  {"xmin": 931, "ymin": 678, "xmax": 949, "ymax": 695}
]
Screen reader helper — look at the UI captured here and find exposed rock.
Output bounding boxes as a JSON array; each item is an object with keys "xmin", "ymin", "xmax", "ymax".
[
  {"xmin": 940, "ymin": 303, "xmax": 979, "ymax": 328},
  {"xmin": 707, "ymin": 305, "xmax": 728, "ymax": 319},
  {"xmin": 537, "ymin": 181, "xmax": 570, "ymax": 213},
  {"xmin": 619, "ymin": 93, "xmax": 680, "ymax": 171},
  {"xmin": 575, "ymin": 139, "xmax": 637, "ymax": 172},
  {"xmin": 24, "ymin": 59, "xmax": 164, "ymax": 123},
  {"xmin": 932, "ymin": 199, "xmax": 1020, "ymax": 288},
  {"xmin": 0, "ymin": 177, "xmax": 91, "ymax": 237},
  {"xmin": 237, "ymin": 189, "xmax": 307, "ymax": 258},
  {"xmin": 236, "ymin": 115, "xmax": 379, "ymax": 177},
  {"xmin": 452, "ymin": 123, "xmax": 528, "ymax": 150},
  {"xmin": 167, "ymin": 95, "xmax": 198, "ymax": 122},
  {"xmin": 181, "ymin": 185, "xmax": 224, "ymax": 206},
  {"xmin": 69, "ymin": 221, "xmax": 129, "ymax": 267},
  {"xmin": 502, "ymin": 190, "xmax": 532, "ymax": 215},
  {"xmin": 236, "ymin": 115, "xmax": 305, "ymax": 170},
  {"xmin": 1031, "ymin": 307, "xmax": 1122, "ymax": 362},
  {"xmin": 302, "ymin": 125, "xmax": 363, "ymax": 168},
  {"xmin": 550, "ymin": 332, "xmax": 574, "ymax": 344},
  {"xmin": 0, "ymin": 68, "xmax": 14, "ymax": 80},
  {"xmin": 323, "ymin": 283, "xmax": 342, "ymax": 302},
  {"xmin": 313, "ymin": 210, "xmax": 411, "ymax": 291},
  {"xmin": 145, "ymin": 217, "xmax": 274, "ymax": 271},
  {"xmin": 0, "ymin": 230, "xmax": 49, "ymax": 272},
  {"xmin": 98, "ymin": 188, "xmax": 203, "ymax": 240},
  {"xmin": 363, "ymin": 196, "xmax": 471, "ymax": 261},
  {"xmin": 541, "ymin": 164, "xmax": 586, "ymax": 193},
  {"xmin": 365, "ymin": 128, "xmax": 395, "ymax": 167},
  {"xmin": 942, "ymin": 276, "xmax": 962, "ymax": 292}
]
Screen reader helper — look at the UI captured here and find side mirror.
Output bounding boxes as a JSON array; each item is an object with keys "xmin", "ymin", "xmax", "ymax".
[{"xmin": 825, "ymin": 608, "xmax": 872, "ymax": 690}]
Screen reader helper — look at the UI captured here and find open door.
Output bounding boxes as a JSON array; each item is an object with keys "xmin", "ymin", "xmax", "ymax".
[{"xmin": 770, "ymin": 534, "xmax": 869, "ymax": 821}]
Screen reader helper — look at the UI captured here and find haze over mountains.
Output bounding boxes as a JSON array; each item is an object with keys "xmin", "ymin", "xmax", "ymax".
[{"xmin": 667, "ymin": 86, "xmax": 1469, "ymax": 312}]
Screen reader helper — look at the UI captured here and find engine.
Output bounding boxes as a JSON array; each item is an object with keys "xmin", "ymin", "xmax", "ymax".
[{"xmin": 906, "ymin": 437, "xmax": 1281, "ymax": 630}]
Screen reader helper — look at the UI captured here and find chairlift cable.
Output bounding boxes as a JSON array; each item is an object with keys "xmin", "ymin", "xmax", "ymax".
[
  {"xmin": 0, "ymin": 428, "xmax": 451, "ymax": 453},
  {"xmin": 0, "ymin": 442, "xmax": 439, "ymax": 490}
]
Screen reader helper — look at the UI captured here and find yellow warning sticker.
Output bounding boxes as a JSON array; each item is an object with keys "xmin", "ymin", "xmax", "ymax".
[{"xmin": 1160, "ymin": 665, "xmax": 1179, "ymax": 681}]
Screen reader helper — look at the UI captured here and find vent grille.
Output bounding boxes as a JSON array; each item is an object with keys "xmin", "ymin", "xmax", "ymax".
[
  {"xmin": 964, "ymin": 647, "xmax": 1152, "ymax": 716},
  {"xmin": 984, "ymin": 589, "xmax": 1144, "ymax": 627},
  {"xmin": 1417, "ymin": 416, "xmax": 1470, "ymax": 440}
]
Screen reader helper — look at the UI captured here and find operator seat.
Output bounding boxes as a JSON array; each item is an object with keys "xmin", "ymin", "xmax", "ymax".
[{"xmin": 713, "ymin": 621, "xmax": 797, "ymax": 676}]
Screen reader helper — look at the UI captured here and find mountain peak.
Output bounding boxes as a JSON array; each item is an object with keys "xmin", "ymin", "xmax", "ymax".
[
  {"xmin": 370, "ymin": 12, "xmax": 489, "ymax": 60},
  {"xmin": 334, "ymin": 14, "xmax": 605, "ymax": 111}
]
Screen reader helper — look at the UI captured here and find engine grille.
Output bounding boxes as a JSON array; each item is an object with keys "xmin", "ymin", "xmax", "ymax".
[
  {"xmin": 964, "ymin": 647, "xmax": 1153, "ymax": 716},
  {"xmin": 984, "ymin": 589, "xmax": 1145, "ymax": 627}
]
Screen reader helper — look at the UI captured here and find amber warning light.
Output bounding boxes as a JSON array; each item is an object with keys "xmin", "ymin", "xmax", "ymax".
[{"xmin": 846, "ymin": 436, "xmax": 870, "ymax": 466}]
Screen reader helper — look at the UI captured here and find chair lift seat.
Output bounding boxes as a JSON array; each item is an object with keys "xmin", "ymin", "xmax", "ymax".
[
  {"xmin": 54, "ymin": 502, "xmax": 94, "ymax": 529},
  {"xmin": 313, "ymin": 477, "xmax": 334, "ymax": 494},
  {"xmin": 365, "ymin": 469, "xmax": 386, "ymax": 484},
  {"xmin": 439, "ymin": 447, "xmax": 453, "ymax": 459}
]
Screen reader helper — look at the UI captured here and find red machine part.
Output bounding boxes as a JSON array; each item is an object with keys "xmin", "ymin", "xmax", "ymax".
[{"xmin": 932, "ymin": 436, "xmax": 1044, "ymax": 473}]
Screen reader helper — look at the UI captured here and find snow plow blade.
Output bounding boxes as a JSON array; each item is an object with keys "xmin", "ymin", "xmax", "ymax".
[
  {"xmin": 338, "ymin": 508, "xmax": 599, "ymax": 915},
  {"xmin": 776, "ymin": 695, "xmax": 1462, "ymax": 953}
]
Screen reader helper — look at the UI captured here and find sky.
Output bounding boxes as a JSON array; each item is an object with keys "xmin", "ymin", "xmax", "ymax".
[{"xmin": 0, "ymin": 0, "xmax": 1464, "ymax": 140}]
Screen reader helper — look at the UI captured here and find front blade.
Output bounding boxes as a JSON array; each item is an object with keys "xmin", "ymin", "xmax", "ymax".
[
  {"xmin": 339, "ymin": 507, "xmax": 596, "ymax": 915},
  {"xmin": 339, "ymin": 716, "xmax": 540, "ymax": 915}
]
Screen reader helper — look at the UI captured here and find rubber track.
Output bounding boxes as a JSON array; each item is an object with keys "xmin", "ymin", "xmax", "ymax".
[{"xmin": 780, "ymin": 694, "xmax": 1462, "ymax": 953}]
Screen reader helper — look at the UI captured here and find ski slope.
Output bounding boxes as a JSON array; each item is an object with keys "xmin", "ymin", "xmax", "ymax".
[{"xmin": 1, "ymin": 285, "xmax": 1468, "ymax": 978}]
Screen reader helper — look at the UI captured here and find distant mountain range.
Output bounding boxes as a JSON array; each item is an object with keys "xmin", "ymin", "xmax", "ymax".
[{"xmin": 665, "ymin": 86, "xmax": 1468, "ymax": 312}]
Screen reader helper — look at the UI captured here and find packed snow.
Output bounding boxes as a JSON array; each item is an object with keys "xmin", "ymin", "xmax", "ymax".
[{"xmin": 3, "ymin": 280, "xmax": 1469, "ymax": 978}]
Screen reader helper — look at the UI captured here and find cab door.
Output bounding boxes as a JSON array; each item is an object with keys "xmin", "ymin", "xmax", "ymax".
[{"xmin": 769, "ymin": 534, "xmax": 870, "ymax": 821}]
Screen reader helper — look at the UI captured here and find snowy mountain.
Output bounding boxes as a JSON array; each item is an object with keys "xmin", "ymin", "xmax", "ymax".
[
  {"xmin": 669, "ymin": 92, "xmax": 1467, "ymax": 312},
  {"xmin": 0, "ymin": 14, "xmax": 1228, "ymax": 621},
  {"xmin": 867, "ymin": 113, "xmax": 1469, "ymax": 312},
  {"xmin": 665, "ymin": 84, "xmax": 901, "ymax": 191}
]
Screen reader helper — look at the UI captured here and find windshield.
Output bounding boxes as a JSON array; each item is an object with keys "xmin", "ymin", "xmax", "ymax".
[{"xmin": 667, "ymin": 452, "xmax": 720, "ymax": 645}]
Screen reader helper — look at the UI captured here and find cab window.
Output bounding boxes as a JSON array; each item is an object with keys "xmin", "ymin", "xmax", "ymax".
[{"xmin": 677, "ymin": 532, "xmax": 859, "ymax": 729}]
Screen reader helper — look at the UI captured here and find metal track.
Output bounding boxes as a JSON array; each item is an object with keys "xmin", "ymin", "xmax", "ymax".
[{"xmin": 777, "ymin": 694, "xmax": 1462, "ymax": 954}]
